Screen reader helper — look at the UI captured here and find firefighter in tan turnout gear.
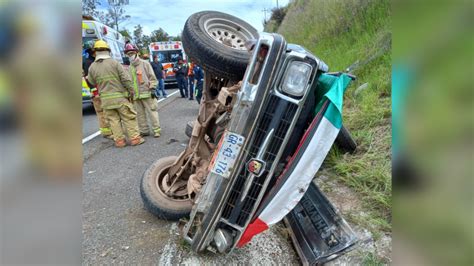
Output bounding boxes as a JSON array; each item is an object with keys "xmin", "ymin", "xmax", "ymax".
[
  {"xmin": 83, "ymin": 40, "xmax": 112, "ymax": 139},
  {"xmin": 124, "ymin": 43, "xmax": 161, "ymax": 138},
  {"xmin": 83, "ymin": 75, "xmax": 112, "ymax": 138},
  {"xmin": 87, "ymin": 40, "xmax": 145, "ymax": 147}
]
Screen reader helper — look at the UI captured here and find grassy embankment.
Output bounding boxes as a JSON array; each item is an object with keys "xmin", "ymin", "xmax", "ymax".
[{"xmin": 265, "ymin": 0, "xmax": 391, "ymax": 242}]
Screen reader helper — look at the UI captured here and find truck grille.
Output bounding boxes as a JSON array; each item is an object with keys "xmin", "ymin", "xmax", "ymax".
[{"xmin": 222, "ymin": 94, "xmax": 298, "ymax": 226}]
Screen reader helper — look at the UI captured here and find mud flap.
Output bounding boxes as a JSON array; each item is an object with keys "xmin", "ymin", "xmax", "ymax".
[{"xmin": 284, "ymin": 182, "xmax": 357, "ymax": 265}]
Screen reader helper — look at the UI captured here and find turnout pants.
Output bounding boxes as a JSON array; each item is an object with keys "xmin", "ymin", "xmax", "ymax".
[
  {"xmin": 92, "ymin": 96, "xmax": 112, "ymax": 136},
  {"xmin": 134, "ymin": 97, "xmax": 161, "ymax": 135},
  {"xmin": 105, "ymin": 102, "xmax": 140, "ymax": 141}
]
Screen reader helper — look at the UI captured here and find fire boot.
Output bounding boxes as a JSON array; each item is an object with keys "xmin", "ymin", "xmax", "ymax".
[
  {"xmin": 115, "ymin": 138, "xmax": 127, "ymax": 148},
  {"xmin": 130, "ymin": 136, "xmax": 146, "ymax": 146},
  {"xmin": 153, "ymin": 128, "xmax": 161, "ymax": 138}
]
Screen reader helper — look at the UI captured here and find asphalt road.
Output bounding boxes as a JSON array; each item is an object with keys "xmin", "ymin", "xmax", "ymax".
[
  {"xmin": 82, "ymin": 89, "xmax": 179, "ymax": 139},
  {"xmin": 82, "ymin": 102, "xmax": 98, "ymax": 138},
  {"xmin": 82, "ymin": 92, "xmax": 299, "ymax": 264}
]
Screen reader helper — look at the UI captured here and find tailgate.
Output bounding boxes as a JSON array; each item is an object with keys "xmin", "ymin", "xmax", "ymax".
[{"xmin": 284, "ymin": 182, "xmax": 357, "ymax": 265}]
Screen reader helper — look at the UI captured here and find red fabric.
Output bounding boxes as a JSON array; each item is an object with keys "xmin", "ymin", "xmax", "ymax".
[
  {"xmin": 239, "ymin": 115, "xmax": 317, "ymax": 244},
  {"xmin": 237, "ymin": 218, "xmax": 269, "ymax": 247},
  {"xmin": 238, "ymin": 102, "xmax": 329, "ymax": 246}
]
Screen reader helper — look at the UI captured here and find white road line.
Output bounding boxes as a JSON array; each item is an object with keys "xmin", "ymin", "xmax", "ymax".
[
  {"xmin": 158, "ymin": 90, "xmax": 179, "ymax": 103},
  {"xmin": 82, "ymin": 90, "xmax": 180, "ymax": 145},
  {"xmin": 82, "ymin": 131, "xmax": 101, "ymax": 144}
]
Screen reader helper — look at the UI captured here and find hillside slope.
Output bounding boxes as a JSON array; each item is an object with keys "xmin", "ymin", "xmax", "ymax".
[{"xmin": 265, "ymin": 0, "xmax": 391, "ymax": 264}]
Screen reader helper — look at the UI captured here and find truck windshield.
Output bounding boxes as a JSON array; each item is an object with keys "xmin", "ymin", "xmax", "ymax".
[{"xmin": 152, "ymin": 50, "xmax": 183, "ymax": 63}]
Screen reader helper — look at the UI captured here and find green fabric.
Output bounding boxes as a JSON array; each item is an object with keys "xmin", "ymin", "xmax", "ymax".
[
  {"xmin": 137, "ymin": 91, "xmax": 151, "ymax": 99},
  {"xmin": 104, "ymin": 104, "xmax": 123, "ymax": 110},
  {"xmin": 100, "ymin": 91, "xmax": 129, "ymax": 100},
  {"xmin": 128, "ymin": 60, "xmax": 157, "ymax": 100},
  {"xmin": 313, "ymin": 73, "xmax": 351, "ymax": 128},
  {"xmin": 96, "ymin": 75, "xmax": 119, "ymax": 82},
  {"xmin": 88, "ymin": 58, "xmax": 133, "ymax": 109},
  {"xmin": 99, "ymin": 127, "xmax": 112, "ymax": 135},
  {"xmin": 130, "ymin": 65, "xmax": 140, "ymax": 100}
]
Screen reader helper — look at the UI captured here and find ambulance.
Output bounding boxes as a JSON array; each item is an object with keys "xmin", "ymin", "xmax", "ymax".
[
  {"xmin": 82, "ymin": 15, "xmax": 127, "ymax": 105},
  {"xmin": 148, "ymin": 41, "xmax": 187, "ymax": 87}
]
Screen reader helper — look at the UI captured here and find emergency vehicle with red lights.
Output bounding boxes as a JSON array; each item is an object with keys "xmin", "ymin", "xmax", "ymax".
[{"xmin": 149, "ymin": 41, "xmax": 187, "ymax": 87}]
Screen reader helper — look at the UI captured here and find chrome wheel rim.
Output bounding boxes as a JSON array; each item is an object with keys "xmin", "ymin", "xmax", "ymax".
[{"xmin": 204, "ymin": 18, "xmax": 256, "ymax": 50}]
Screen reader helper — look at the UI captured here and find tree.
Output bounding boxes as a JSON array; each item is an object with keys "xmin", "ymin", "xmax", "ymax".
[
  {"xmin": 119, "ymin": 28, "xmax": 132, "ymax": 44},
  {"xmin": 150, "ymin": 28, "xmax": 169, "ymax": 42},
  {"xmin": 142, "ymin": 35, "xmax": 152, "ymax": 50},
  {"xmin": 131, "ymin": 25, "xmax": 173, "ymax": 51},
  {"xmin": 119, "ymin": 29, "xmax": 131, "ymax": 39},
  {"xmin": 82, "ymin": 0, "xmax": 104, "ymax": 18},
  {"xmin": 105, "ymin": 1, "xmax": 130, "ymax": 31},
  {"xmin": 170, "ymin": 35, "xmax": 181, "ymax": 41},
  {"xmin": 133, "ymin": 24, "xmax": 144, "ymax": 49}
]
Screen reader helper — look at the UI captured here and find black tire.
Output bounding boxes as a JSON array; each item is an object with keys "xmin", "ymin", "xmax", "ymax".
[
  {"xmin": 140, "ymin": 156, "xmax": 192, "ymax": 220},
  {"xmin": 335, "ymin": 125, "xmax": 357, "ymax": 154},
  {"xmin": 182, "ymin": 11, "xmax": 259, "ymax": 80},
  {"xmin": 185, "ymin": 121, "xmax": 193, "ymax": 138}
]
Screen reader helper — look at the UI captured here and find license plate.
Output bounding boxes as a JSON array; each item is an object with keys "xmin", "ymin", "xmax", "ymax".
[{"xmin": 210, "ymin": 131, "xmax": 245, "ymax": 178}]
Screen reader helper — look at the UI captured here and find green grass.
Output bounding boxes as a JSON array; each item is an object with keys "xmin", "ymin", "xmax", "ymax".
[
  {"xmin": 178, "ymin": 238, "xmax": 191, "ymax": 251},
  {"xmin": 362, "ymin": 252, "xmax": 386, "ymax": 266},
  {"xmin": 265, "ymin": 0, "xmax": 392, "ymax": 234}
]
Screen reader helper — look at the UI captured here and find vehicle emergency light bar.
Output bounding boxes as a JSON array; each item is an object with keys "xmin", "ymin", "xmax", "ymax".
[{"xmin": 150, "ymin": 42, "xmax": 182, "ymax": 50}]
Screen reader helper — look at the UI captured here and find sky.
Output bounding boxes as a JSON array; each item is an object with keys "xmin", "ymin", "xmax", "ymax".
[{"xmin": 97, "ymin": 0, "xmax": 290, "ymax": 37}]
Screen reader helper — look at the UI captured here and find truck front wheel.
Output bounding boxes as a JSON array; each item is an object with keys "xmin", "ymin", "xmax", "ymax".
[{"xmin": 140, "ymin": 156, "xmax": 192, "ymax": 220}]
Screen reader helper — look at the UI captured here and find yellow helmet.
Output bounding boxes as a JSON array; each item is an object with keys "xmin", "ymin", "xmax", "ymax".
[{"xmin": 93, "ymin": 40, "xmax": 110, "ymax": 50}]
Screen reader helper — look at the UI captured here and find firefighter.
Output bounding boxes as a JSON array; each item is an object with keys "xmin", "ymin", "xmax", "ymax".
[
  {"xmin": 83, "ymin": 41, "xmax": 112, "ymax": 138},
  {"xmin": 174, "ymin": 57, "xmax": 188, "ymax": 98},
  {"xmin": 124, "ymin": 43, "xmax": 161, "ymax": 138},
  {"xmin": 82, "ymin": 74, "xmax": 112, "ymax": 139},
  {"xmin": 87, "ymin": 40, "xmax": 145, "ymax": 147}
]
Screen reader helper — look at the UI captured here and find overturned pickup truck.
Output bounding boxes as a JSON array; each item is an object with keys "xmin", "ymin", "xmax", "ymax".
[{"xmin": 140, "ymin": 11, "xmax": 357, "ymax": 264}]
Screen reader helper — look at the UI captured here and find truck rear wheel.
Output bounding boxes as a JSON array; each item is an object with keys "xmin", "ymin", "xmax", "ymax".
[{"xmin": 182, "ymin": 11, "xmax": 259, "ymax": 80}]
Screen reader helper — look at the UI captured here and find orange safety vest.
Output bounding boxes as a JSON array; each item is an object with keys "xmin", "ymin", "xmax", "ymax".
[{"xmin": 187, "ymin": 62, "xmax": 194, "ymax": 76}]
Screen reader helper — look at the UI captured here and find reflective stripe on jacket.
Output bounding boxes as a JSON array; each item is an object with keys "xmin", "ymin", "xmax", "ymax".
[
  {"xmin": 128, "ymin": 59, "xmax": 158, "ymax": 100},
  {"xmin": 87, "ymin": 58, "xmax": 134, "ymax": 109}
]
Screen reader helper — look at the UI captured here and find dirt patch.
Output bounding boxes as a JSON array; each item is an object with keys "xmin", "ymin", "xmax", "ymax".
[{"xmin": 158, "ymin": 222, "xmax": 300, "ymax": 265}]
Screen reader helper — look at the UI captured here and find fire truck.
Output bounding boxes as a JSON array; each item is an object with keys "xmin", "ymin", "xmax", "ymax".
[{"xmin": 149, "ymin": 41, "xmax": 187, "ymax": 87}]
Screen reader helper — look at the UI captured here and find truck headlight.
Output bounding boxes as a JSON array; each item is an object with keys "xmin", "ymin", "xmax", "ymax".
[
  {"xmin": 281, "ymin": 61, "xmax": 312, "ymax": 97},
  {"xmin": 213, "ymin": 228, "xmax": 232, "ymax": 253}
]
